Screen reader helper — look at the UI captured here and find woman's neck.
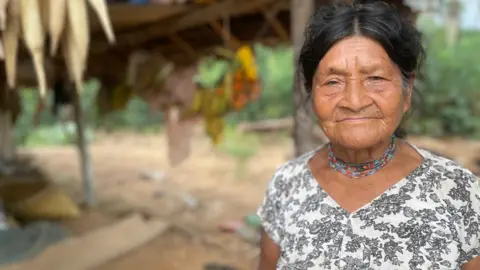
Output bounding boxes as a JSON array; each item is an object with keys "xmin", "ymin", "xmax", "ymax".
[{"xmin": 330, "ymin": 138, "xmax": 393, "ymax": 164}]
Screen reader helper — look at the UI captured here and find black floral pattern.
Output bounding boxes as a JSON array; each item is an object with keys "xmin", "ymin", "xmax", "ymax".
[{"xmin": 257, "ymin": 146, "xmax": 480, "ymax": 269}]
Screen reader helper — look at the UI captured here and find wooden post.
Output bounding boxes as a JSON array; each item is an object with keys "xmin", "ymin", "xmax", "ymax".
[
  {"xmin": 445, "ymin": 0, "xmax": 460, "ymax": 47},
  {"xmin": 291, "ymin": 0, "xmax": 319, "ymax": 157},
  {"xmin": 0, "ymin": 87, "xmax": 20, "ymax": 167},
  {"xmin": 0, "ymin": 111, "xmax": 14, "ymax": 162},
  {"xmin": 73, "ymin": 87, "xmax": 94, "ymax": 207}
]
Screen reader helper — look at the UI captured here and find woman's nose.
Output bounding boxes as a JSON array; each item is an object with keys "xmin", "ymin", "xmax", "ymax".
[{"xmin": 338, "ymin": 79, "xmax": 374, "ymax": 112}]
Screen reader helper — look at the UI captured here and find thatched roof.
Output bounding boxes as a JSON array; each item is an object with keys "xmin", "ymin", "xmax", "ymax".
[
  {"xmin": 88, "ymin": 0, "xmax": 416, "ymax": 65},
  {"xmin": 90, "ymin": 0, "xmax": 285, "ymax": 64}
]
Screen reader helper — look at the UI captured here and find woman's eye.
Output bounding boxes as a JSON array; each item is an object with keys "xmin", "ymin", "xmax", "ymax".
[
  {"xmin": 370, "ymin": 76, "xmax": 384, "ymax": 81},
  {"xmin": 326, "ymin": 80, "xmax": 339, "ymax": 85}
]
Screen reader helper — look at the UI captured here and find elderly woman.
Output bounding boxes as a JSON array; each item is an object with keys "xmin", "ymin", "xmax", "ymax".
[{"xmin": 257, "ymin": 2, "xmax": 480, "ymax": 270}]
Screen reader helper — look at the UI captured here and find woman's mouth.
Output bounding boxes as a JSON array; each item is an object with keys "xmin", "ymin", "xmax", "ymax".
[{"xmin": 338, "ymin": 117, "xmax": 378, "ymax": 122}]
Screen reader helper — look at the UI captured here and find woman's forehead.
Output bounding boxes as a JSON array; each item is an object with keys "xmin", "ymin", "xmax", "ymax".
[{"xmin": 317, "ymin": 36, "xmax": 395, "ymax": 72}]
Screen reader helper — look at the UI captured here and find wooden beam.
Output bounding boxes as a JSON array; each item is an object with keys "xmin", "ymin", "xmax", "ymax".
[
  {"xmin": 168, "ymin": 34, "xmax": 198, "ymax": 60},
  {"xmin": 148, "ymin": 36, "xmax": 284, "ymax": 65},
  {"xmin": 262, "ymin": 5, "xmax": 289, "ymax": 41},
  {"xmin": 92, "ymin": 0, "xmax": 276, "ymax": 53},
  {"xmin": 90, "ymin": 4, "xmax": 191, "ymax": 33},
  {"xmin": 208, "ymin": 20, "xmax": 242, "ymax": 49},
  {"xmin": 266, "ymin": 0, "xmax": 290, "ymax": 12},
  {"xmin": 253, "ymin": 0, "xmax": 288, "ymax": 41}
]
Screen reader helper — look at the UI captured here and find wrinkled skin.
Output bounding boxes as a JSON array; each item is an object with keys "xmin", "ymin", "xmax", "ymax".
[{"xmin": 313, "ymin": 36, "xmax": 411, "ymax": 161}]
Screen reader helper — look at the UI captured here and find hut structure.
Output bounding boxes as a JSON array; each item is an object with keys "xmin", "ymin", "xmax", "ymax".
[{"xmin": 0, "ymin": 0, "xmax": 417, "ymax": 206}]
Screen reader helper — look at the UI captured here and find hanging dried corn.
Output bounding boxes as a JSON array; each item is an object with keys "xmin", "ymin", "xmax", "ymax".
[
  {"xmin": 87, "ymin": 0, "xmax": 115, "ymax": 44},
  {"xmin": 67, "ymin": 0, "xmax": 89, "ymax": 61},
  {"xmin": 0, "ymin": 0, "xmax": 9, "ymax": 30},
  {"xmin": 48, "ymin": 0, "xmax": 66, "ymax": 56},
  {"xmin": 2, "ymin": 0, "xmax": 19, "ymax": 89},
  {"xmin": 39, "ymin": 0, "xmax": 49, "ymax": 32},
  {"xmin": 63, "ymin": 0, "xmax": 90, "ymax": 93},
  {"xmin": 19, "ymin": 0, "xmax": 47, "ymax": 98}
]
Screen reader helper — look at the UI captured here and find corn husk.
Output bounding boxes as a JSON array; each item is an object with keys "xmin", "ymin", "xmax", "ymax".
[
  {"xmin": 0, "ymin": 0, "xmax": 9, "ymax": 30},
  {"xmin": 48, "ymin": 0, "xmax": 66, "ymax": 56},
  {"xmin": 87, "ymin": 0, "xmax": 115, "ymax": 43},
  {"xmin": 62, "ymin": 20, "xmax": 83, "ymax": 93},
  {"xmin": 66, "ymin": 0, "xmax": 89, "ymax": 63},
  {"xmin": 3, "ymin": 0, "xmax": 20, "ymax": 88},
  {"xmin": 19, "ymin": 0, "xmax": 47, "ymax": 98},
  {"xmin": 62, "ymin": 0, "xmax": 89, "ymax": 93},
  {"xmin": 39, "ymin": 0, "xmax": 48, "ymax": 31}
]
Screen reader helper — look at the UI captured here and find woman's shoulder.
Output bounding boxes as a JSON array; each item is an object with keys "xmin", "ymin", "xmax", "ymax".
[
  {"xmin": 264, "ymin": 148, "xmax": 319, "ymax": 197},
  {"xmin": 271, "ymin": 148, "xmax": 318, "ymax": 178},
  {"xmin": 416, "ymin": 146, "xmax": 480, "ymax": 195},
  {"xmin": 419, "ymin": 147, "xmax": 477, "ymax": 178}
]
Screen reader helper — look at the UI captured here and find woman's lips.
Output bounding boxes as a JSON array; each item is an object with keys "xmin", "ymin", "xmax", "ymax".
[{"xmin": 338, "ymin": 117, "xmax": 377, "ymax": 122}]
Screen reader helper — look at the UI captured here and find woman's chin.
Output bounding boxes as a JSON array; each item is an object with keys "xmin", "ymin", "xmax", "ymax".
[{"xmin": 328, "ymin": 128, "xmax": 389, "ymax": 150}]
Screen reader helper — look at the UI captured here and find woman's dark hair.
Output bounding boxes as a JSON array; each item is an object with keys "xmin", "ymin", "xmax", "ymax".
[{"xmin": 299, "ymin": 1, "xmax": 425, "ymax": 138}]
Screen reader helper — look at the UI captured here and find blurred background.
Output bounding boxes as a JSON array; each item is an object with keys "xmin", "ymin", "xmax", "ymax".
[{"xmin": 0, "ymin": 0, "xmax": 479, "ymax": 270}]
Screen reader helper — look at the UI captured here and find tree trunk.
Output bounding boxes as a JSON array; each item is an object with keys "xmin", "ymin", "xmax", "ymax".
[
  {"xmin": 445, "ymin": 0, "xmax": 460, "ymax": 47},
  {"xmin": 0, "ymin": 88, "xmax": 21, "ymax": 170},
  {"xmin": 73, "ymin": 89, "xmax": 95, "ymax": 207},
  {"xmin": 0, "ymin": 111, "xmax": 15, "ymax": 163},
  {"xmin": 291, "ymin": 0, "xmax": 320, "ymax": 157}
]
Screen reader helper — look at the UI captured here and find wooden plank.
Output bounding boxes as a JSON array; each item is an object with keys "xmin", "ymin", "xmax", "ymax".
[
  {"xmin": 92, "ymin": 0, "xmax": 276, "ymax": 52},
  {"xmin": 252, "ymin": 0, "xmax": 288, "ymax": 41}
]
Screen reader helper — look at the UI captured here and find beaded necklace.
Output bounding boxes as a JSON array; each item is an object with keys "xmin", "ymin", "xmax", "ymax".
[{"xmin": 328, "ymin": 136, "xmax": 397, "ymax": 178}]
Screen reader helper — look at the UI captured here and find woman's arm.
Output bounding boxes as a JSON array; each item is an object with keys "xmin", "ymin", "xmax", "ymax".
[
  {"xmin": 463, "ymin": 256, "xmax": 480, "ymax": 270},
  {"xmin": 459, "ymin": 173, "xmax": 480, "ymax": 269},
  {"xmin": 257, "ymin": 229, "xmax": 280, "ymax": 270}
]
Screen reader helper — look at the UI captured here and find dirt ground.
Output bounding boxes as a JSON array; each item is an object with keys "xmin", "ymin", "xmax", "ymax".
[
  {"xmin": 18, "ymin": 130, "xmax": 291, "ymax": 270},
  {"xmin": 16, "ymin": 131, "xmax": 480, "ymax": 270}
]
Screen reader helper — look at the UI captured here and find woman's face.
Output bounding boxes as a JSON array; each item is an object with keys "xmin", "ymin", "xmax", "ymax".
[{"xmin": 313, "ymin": 36, "xmax": 411, "ymax": 150}]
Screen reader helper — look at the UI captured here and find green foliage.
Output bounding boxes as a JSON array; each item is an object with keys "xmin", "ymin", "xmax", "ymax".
[
  {"xmin": 14, "ymin": 79, "xmax": 163, "ymax": 146},
  {"xmin": 15, "ymin": 80, "xmax": 99, "ymax": 147},
  {"xmin": 96, "ymin": 97, "xmax": 163, "ymax": 132},
  {"xmin": 411, "ymin": 29, "xmax": 480, "ymax": 138},
  {"xmin": 195, "ymin": 56, "xmax": 230, "ymax": 89},
  {"xmin": 24, "ymin": 122, "xmax": 95, "ymax": 147},
  {"xmin": 218, "ymin": 125, "xmax": 260, "ymax": 178}
]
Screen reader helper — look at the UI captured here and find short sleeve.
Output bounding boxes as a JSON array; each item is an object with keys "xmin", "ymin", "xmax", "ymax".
[
  {"xmin": 458, "ymin": 174, "xmax": 480, "ymax": 265},
  {"xmin": 257, "ymin": 170, "xmax": 286, "ymax": 245}
]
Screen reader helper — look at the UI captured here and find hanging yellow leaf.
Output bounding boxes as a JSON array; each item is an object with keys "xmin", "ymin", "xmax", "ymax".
[{"xmin": 235, "ymin": 45, "xmax": 257, "ymax": 81}]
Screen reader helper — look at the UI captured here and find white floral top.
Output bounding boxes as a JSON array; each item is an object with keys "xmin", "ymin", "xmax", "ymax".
[{"xmin": 257, "ymin": 146, "xmax": 480, "ymax": 269}]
